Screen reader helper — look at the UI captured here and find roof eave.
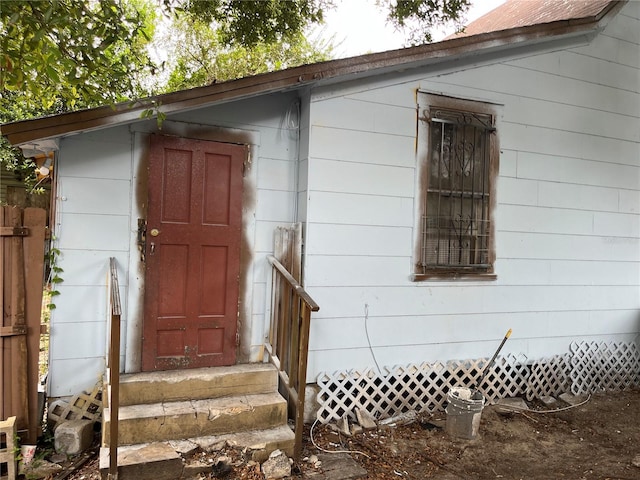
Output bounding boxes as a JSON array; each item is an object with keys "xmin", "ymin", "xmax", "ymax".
[{"xmin": 0, "ymin": 12, "xmax": 611, "ymax": 147}]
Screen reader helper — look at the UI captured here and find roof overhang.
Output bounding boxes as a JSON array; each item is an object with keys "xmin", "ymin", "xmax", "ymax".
[{"xmin": 0, "ymin": 0, "xmax": 624, "ymax": 149}]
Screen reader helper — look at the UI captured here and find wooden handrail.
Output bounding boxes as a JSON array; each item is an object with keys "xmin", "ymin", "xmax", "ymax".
[
  {"xmin": 266, "ymin": 254, "xmax": 319, "ymax": 460},
  {"xmin": 107, "ymin": 258, "xmax": 121, "ymax": 479},
  {"xmin": 267, "ymin": 256, "xmax": 319, "ymax": 311}
]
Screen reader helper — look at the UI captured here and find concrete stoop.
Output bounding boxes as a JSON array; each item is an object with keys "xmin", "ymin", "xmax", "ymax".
[{"xmin": 100, "ymin": 363, "xmax": 294, "ymax": 479}]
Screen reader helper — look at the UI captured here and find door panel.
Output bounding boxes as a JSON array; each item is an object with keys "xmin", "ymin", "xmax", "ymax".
[{"xmin": 142, "ymin": 135, "xmax": 246, "ymax": 371}]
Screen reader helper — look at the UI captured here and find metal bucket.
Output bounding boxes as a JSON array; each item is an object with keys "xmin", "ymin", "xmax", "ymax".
[{"xmin": 445, "ymin": 387, "xmax": 485, "ymax": 440}]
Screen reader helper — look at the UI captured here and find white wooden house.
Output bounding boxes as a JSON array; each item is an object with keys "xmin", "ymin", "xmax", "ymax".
[{"xmin": 2, "ymin": 0, "xmax": 638, "ymax": 423}]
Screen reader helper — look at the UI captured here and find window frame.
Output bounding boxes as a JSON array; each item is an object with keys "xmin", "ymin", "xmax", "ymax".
[{"xmin": 413, "ymin": 93, "xmax": 499, "ymax": 281}]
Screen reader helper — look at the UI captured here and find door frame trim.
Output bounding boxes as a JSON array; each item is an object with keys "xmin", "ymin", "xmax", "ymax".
[{"xmin": 125, "ymin": 121, "xmax": 260, "ymax": 373}]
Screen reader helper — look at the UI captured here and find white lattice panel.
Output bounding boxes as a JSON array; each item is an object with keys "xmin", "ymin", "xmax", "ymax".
[
  {"xmin": 316, "ymin": 354, "xmax": 528, "ymax": 423},
  {"xmin": 525, "ymin": 355, "xmax": 571, "ymax": 401},
  {"xmin": 476, "ymin": 354, "xmax": 529, "ymax": 403},
  {"xmin": 570, "ymin": 341, "xmax": 640, "ymax": 395},
  {"xmin": 315, "ymin": 341, "xmax": 640, "ymax": 423}
]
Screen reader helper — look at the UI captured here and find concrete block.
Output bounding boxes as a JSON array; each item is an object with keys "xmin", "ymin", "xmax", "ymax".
[
  {"xmin": 303, "ymin": 384, "xmax": 321, "ymax": 424},
  {"xmin": 336, "ymin": 415, "xmax": 351, "ymax": 436},
  {"xmin": 261, "ymin": 449, "xmax": 291, "ymax": 480},
  {"xmin": 167, "ymin": 439, "xmax": 198, "ymax": 455},
  {"xmin": 355, "ymin": 407, "xmax": 377, "ymax": 430},
  {"xmin": 99, "ymin": 443, "xmax": 183, "ymax": 480},
  {"xmin": 495, "ymin": 397, "xmax": 529, "ymax": 414},
  {"xmin": 312, "ymin": 452, "xmax": 367, "ymax": 480},
  {"xmin": 0, "ymin": 416, "xmax": 17, "ymax": 480},
  {"xmin": 54, "ymin": 420, "xmax": 94, "ymax": 455},
  {"xmin": 182, "ymin": 460, "xmax": 210, "ymax": 480},
  {"xmin": 539, "ymin": 395, "xmax": 558, "ymax": 407},
  {"xmin": 559, "ymin": 393, "xmax": 588, "ymax": 406}
]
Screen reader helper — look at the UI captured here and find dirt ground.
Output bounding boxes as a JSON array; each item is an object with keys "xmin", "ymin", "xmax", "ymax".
[{"xmin": 53, "ymin": 389, "xmax": 640, "ymax": 480}]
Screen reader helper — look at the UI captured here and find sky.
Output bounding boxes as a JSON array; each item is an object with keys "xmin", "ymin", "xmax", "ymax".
[{"xmin": 314, "ymin": 0, "xmax": 507, "ymax": 58}]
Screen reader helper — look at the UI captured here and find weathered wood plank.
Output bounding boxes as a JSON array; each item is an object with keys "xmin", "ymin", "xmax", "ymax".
[
  {"xmin": 23, "ymin": 208, "xmax": 46, "ymax": 442},
  {"xmin": 0, "ymin": 206, "xmax": 5, "ymax": 420},
  {"xmin": 7, "ymin": 207, "xmax": 29, "ymax": 434}
]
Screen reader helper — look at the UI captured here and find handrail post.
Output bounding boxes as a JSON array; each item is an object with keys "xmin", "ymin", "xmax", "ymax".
[{"xmin": 108, "ymin": 258, "xmax": 121, "ymax": 480}]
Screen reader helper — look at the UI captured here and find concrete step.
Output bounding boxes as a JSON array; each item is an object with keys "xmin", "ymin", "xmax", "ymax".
[
  {"xmin": 188, "ymin": 424, "xmax": 295, "ymax": 462},
  {"xmin": 104, "ymin": 392, "xmax": 287, "ymax": 446},
  {"xmin": 99, "ymin": 425, "xmax": 295, "ymax": 480},
  {"xmin": 114, "ymin": 363, "xmax": 278, "ymax": 406}
]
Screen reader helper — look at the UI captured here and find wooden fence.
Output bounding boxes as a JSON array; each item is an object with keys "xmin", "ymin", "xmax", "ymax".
[{"xmin": 0, "ymin": 206, "xmax": 47, "ymax": 443}]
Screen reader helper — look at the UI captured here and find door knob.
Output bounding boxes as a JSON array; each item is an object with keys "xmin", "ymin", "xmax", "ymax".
[{"xmin": 150, "ymin": 228, "xmax": 160, "ymax": 237}]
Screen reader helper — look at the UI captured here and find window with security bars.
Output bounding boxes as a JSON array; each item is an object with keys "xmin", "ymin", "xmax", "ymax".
[{"xmin": 414, "ymin": 94, "xmax": 497, "ymax": 279}]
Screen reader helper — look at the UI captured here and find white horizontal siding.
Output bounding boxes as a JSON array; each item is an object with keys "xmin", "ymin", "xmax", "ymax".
[
  {"xmin": 574, "ymin": 32, "xmax": 639, "ymax": 68},
  {"xmin": 255, "ymin": 189, "xmax": 296, "ymax": 222},
  {"xmin": 257, "ymin": 157, "xmax": 297, "ymax": 192},
  {"xmin": 310, "ymin": 125, "xmax": 415, "ymax": 168},
  {"xmin": 57, "ymin": 213, "xmax": 130, "ymax": 251},
  {"xmin": 499, "ymin": 231, "xmax": 639, "ymax": 262},
  {"xmin": 308, "ymin": 158, "xmax": 414, "ymax": 196},
  {"xmin": 304, "ymin": 8, "xmax": 640, "ymax": 382},
  {"xmin": 503, "ymin": 125, "xmax": 639, "ymax": 169},
  {"xmin": 535, "ymin": 180, "xmax": 621, "ymax": 213},
  {"xmin": 619, "ymin": 189, "xmax": 640, "ymax": 213},
  {"xmin": 305, "ymin": 223, "xmax": 412, "ymax": 257},
  {"xmin": 305, "ymin": 255, "xmax": 411, "ymax": 287},
  {"xmin": 426, "ymin": 64, "xmax": 640, "ymax": 118},
  {"xmin": 306, "ymin": 285, "xmax": 640, "ymax": 320},
  {"xmin": 48, "ymin": 358, "xmax": 105, "ymax": 398},
  {"xmin": 312, "ymin": 97, "xmax": 416, "ymax": 136},
  {"xmin": 52, "ymin": 285, "xmax": 110, "ymax": 324},
  {"xmin": 57, "ymin": 250, "xmax": 129, "ymax": 286},
  {"xmin": 496, "ymin": 259, "xmax": 640, "ymax": 286},
  {"xmin": 622, "ymin": 1, "xmax": 640, "ymax": 20},
  {"xmin": 496, "ymin": 204, "xmax": 640, "ymax": 237},
  {"xmin": 58, "ymin": 177, "xmax": 130, "ymax": 215},
  {"xmin": 50, "ymin": 130, "xmax": 134, "ymax": 398},
  {"xmin": 503, "ymin": 94, "xmax": 638, "ymax": 143},
  {"xmin": 50, "ymin": 321, "xmax": 107, "ymax": 360},
  {"xmin": 58, "ymin": 128, "xmax": 132, "ymax": 180},
  {"xmin": 309, "ymin": 191, "xmax": 414, "ymax": 227},
  {"xmin": 309, "ymin": 310, "xmax": 640, "ymax": 352},
  {"xmin": 508, "ymin": 51, "xmax": 639, "ymax": 93}
]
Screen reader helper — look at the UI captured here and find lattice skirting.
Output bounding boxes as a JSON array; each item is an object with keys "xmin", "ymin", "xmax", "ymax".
[{"xmin": 315, "ymin": 340, "xmax": 640, "ymax": 424}]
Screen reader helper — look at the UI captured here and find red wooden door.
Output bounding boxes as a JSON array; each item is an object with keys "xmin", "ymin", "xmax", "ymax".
[{"xmin": 142, "ymin": 135, "xmax": 246, "ymax": 371}]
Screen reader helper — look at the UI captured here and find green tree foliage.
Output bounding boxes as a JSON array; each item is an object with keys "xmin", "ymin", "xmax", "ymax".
[
  {"xmin": 160, "ymin": 15, "xmax": 333, "ymax": 92},
  {"xmin": 174, "ymin": 0, "xmax": 328, "ymax": 47},
  {"xmin": 386, "ymin": 0, "xmax": 472, "ymax": 44},
  {"xmin": 0, "ymin": 0, "xmax": 156, "ymax": 190},
  {"xmin": 0, "ymin": 0, "xmax": 156, "ymax": 111}
]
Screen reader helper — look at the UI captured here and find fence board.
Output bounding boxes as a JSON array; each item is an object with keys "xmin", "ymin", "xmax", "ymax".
[
  {"xmin": 0, "ymin": 206, "xmax": 46, "ymax": 443},
  {"xmin": 23, "ymin": 208, "xmax": 47, "ymax": 442}
]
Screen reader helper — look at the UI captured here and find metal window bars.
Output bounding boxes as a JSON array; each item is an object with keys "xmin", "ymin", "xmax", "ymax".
[{"xmin": 421, "ymin": 108, "xmax": 493, "ymax": 271}]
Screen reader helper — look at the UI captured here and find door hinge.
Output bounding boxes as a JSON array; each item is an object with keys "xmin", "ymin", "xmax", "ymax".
[
  {"xmin": 242, "ymin": 150, "xmax": 251, "ymax": 177},
  {"xmin": 137, "ymin": 218, "xmax": 147, "ymax": 262},
  {"xmin": 236, "ymin": 331, "xmax": 240, "ymax": 346}
]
